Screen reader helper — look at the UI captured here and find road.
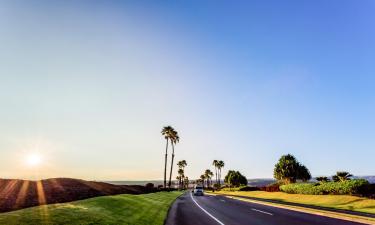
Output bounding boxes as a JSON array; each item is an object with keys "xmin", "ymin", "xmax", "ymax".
[{"xmin": 165, "ymin": 192, "xmax": 369, "ymax": 225}]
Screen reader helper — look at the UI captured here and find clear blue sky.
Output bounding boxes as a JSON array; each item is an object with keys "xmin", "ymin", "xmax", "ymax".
[{"xmin": 0, "ymin": 0, "xmax": 374, "ymax": 180}]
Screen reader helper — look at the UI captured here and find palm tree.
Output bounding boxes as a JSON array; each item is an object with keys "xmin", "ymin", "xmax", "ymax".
[
  {"xmin": 200, "ymin": 174, "xmax": 206, "ymax": 188},
  {"xmin": 168, "ymin": 130, "xmax": 179, "ymax": 188},
  {"xmin": 177, "ymin": 160, "xmax": 187, "ymax": 189},
  {"xmin": 205, "ymin": 169, "xmax": 213, "ymax": 188},
  {"xmin": 332, "ymin": 171, "xmax": 353, "ymax": 182},
  {"xmin": 217, "ymin": 160, "xmax": 225, "ymax": 185},
  {"xmin": 176, "ymin": 175, "xmax": 181, "ymax": 187},
  {"xmin": 177, "ymin": 168, "xmax": 184, "ymax": 189},
  {"xmin": 161, "ymin": 126, "xmax": 175, "ymax": 188},
  {"xmin": 184, "ymin": 176, "xmax": 189, "ymax": 189},
  {"xmin": 212, "ymin": 160, "xmax": 218, "ymax": 185},
  {"xmin": 316, "ymin": 176, "xmax": 330, "ymax": 183}
]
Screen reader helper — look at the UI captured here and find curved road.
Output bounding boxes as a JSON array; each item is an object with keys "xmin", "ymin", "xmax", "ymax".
[{"xmin": 166, "ymin": 192, "xmax": 368, "ymax": 225}]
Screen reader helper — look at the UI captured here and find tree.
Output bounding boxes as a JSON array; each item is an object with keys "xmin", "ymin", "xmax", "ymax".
[
  {"xmin": 212, "ymin": 160, "xmax": 218, "ymax": 185},
  {"xmin": 145, "ymin": 183, "xmax": 154, "ymax": 189},
  {"xmin": 161, "ymin": 126, "xmax": 175, "ymax": 188},
  {"xmin": 332, "ymin": 171, "xmax": 353, "ymax": 182},
  {"xmin": 316, "ymin": 176, "xmax": 330, "ymax": 183},
  {"xmin": 168, "ymin": 129, "xmax": 180, "ymax": 188},
  {"xmin": 184, "ymin": 176, "xmax": 189, "ymax": 189},
  {"xmin": 177, "ymin": 168, "xmax": 184, "ymax": 189},
  {"xmin": 273, "ymin": 154, "xmax": 311, "ymax": 184},
  {"xmin": 217, "ymin": 160, "xmax": 225, "ymax": 185},
  {"xmin": 177, "ymin": 160, "xmax": 187, "ymax": 189},
  {"xmin": 204, "ymin": 169, "xmax": 214, "ymax": 188},
  {"xmin": 297, "ymin": 165, "xmax": 312, "ymax": 182},
  {"xmin": 224, "ymin": 170, "xmax": 247, "ymax": 187},
  {"xmin": 200, "ymin": 174, "xmax": 206, "ymax": 188}
]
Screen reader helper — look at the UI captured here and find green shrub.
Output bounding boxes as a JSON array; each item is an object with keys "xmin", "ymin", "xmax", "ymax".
[{"xmin": 280, "ymin": 179, "xmax": 369, "ymax": 195}]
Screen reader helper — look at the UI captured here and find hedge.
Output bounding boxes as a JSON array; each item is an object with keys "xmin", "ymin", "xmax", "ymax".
[
  {"xmin": 280, "ymin": 179, "xmax": 369, "ymax": 195},
  {"xmin": 259, "ymin": 183, "xmax": 281, "ymax": 192}
]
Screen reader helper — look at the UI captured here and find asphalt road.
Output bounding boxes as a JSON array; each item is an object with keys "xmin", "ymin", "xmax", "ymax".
[{"xmin": 165, "ymin": 192, "xmax": 368, "ymax": 225}]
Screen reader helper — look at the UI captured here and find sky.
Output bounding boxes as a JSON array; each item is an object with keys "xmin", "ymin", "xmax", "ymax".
[{"xmin": 0, "ymin": 0, "xmax": 374, "ymax": 180}]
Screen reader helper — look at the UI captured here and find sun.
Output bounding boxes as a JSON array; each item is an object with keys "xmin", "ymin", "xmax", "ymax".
[{"xmin": 26, "ymin": 153, "xmax": 42, "ymax": 166}]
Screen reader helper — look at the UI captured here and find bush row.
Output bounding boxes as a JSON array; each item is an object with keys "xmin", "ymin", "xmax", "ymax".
[
  {"xmin": 280, "ymin": 179, "xmax": 369, "ymax": 195},
  {"xmin": 259, "ymin": 183, "xmax": 280, "ymax": 192},
  {"xmin": 219, "ymin": 184, "xmax": 281, "ymax": 192}
]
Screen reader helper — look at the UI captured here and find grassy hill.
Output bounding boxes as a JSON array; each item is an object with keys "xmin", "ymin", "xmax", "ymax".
[
  {"xmin": 0, "ymin": 191, "xmax": 181, "ymax": 225},
  {"xmin": 0, "ymin": 178, "xmax": 156, "ymax": 212}
]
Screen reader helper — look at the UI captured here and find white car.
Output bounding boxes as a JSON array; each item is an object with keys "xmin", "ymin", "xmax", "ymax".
[{"xmin": 193, "ymin": 185, "xmax": 204, "ymax": 196}]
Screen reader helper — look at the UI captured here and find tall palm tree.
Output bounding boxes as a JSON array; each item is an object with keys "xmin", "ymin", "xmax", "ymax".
[
  {"xmin": 176, "ymin": 175, "xmax": 181, "ymax": 187},
  {"xmin": 184, "ymin": 176, "xmax": 189, "ymax": 189},
  {"xmin": 205, "ymin": 169, "xmax": 213, "ymax": 188},
  {"xmin": 168, "ymin": 130, "xmax": 179, "ymax": 188},
  {"xmin": 217, "ymin": 160, "xmax": 225, "ymax": 185},
  {"xmin": 177, "ymin": 168, "xmax": 184, "ymax": 189},
  {"xmin": 161, "ymin": 126, "xmax": 175, "ymax": 188},
  {"xmin": 209, "ymin": 170, "xmax": 213, "ymax": 186},
  {"xmin": 212, "ymin": 160, "xmax": 218, "ymax": 185},
  {"xmin": 200, "ymin": 174, "xmax": 206, "ymax": 188},
  {"xmin": 177, "ymin": 160, "xmax": 187, "ymax": 189}
]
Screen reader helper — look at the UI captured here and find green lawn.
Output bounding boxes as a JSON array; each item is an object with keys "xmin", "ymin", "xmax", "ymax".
[
  {"xmin": 0, "ymin": 191, "xmax": 182, "ymax": 225},
  {"xmin": 216, "ymin": 191, "xmax": 375, "ymax": 214}
]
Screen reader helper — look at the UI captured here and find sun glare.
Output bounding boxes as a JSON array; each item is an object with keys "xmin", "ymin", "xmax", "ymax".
[{"xmin": 26, "ymin": 153, "xmax": 42, "ymax": 166}]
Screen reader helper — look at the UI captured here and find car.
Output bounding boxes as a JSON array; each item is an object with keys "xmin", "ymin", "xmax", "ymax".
[{"xmin": 193, "ymin": 185, "xmax": 204, "ymax": 196}]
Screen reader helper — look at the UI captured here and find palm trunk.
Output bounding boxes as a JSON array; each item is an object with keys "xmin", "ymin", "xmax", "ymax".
[
  {"xmin": 168, "ymin": 142, "xmax": 175, "ymax": 188},
  {"xmin": 215, "ymin": 166, "xmax": 218, "ymax": 184},
  {"xmin": 164, "ymin": 139, "xmax": 169, "ymax": 188},
  {"xmin": 182, "ymin": 175, "xmax": 185, "ymax": 189},
  {"xmin": 218, "ymin": 168, "xmax": 221, "ymax": 185}
]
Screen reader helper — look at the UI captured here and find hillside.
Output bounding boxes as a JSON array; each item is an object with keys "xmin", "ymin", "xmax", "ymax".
[{"xmin": 0, "ymin": 178, "xmax": 156, "ymax": 213}]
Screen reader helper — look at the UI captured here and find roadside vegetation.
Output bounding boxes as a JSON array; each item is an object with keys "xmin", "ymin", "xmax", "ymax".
[
  {"xmin": 208, "ymin": 153, "xmax": 375, "ymax": 215},
  {"xmin": 224, "ymin": 170, "xmax": 248, "ymax": 188},
  {"xmin": 280, "ymin": 179, "xmax": 369, "ymax": 195},
  {"xmin": 272, "ymin": 154, "xmax": 374, "ymax": 198},
  {"xmin": 213, "ymin": 190, "xmax": 375, "ymax": 214},
  {"xmin": 273, "ymin": 154, "xmax": 311, "ymax": 183},
  {"xmin": 0, "ymin": 191, "xmax": 182, "ymax": 225}
]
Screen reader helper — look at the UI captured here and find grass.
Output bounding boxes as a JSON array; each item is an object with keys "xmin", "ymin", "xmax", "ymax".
[
  {"xmin": 215, "ymin": 190, "xmax": 375, "ymax": 214},
  {"xmin": 0, "ymin": 191, "xmax": 182, "ymax": 225}
]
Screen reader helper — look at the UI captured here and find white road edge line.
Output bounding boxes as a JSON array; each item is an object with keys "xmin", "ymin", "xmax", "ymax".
[
  {"xmin": 251, "ymin": 208, "xmax": 273, "ymax": 216},
  {"xmin": 190, "ymin": 192, "xmax": 226, "ymax": 225}
]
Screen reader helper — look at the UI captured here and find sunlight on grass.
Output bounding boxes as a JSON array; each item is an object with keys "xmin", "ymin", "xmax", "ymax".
[
  {"xmin": 0, "ymin": 191, "xmax": 182, "ymax": 225},
  {"xmin": 36, "ymin": 181, "xmax": 49, "ymax": 223}
]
